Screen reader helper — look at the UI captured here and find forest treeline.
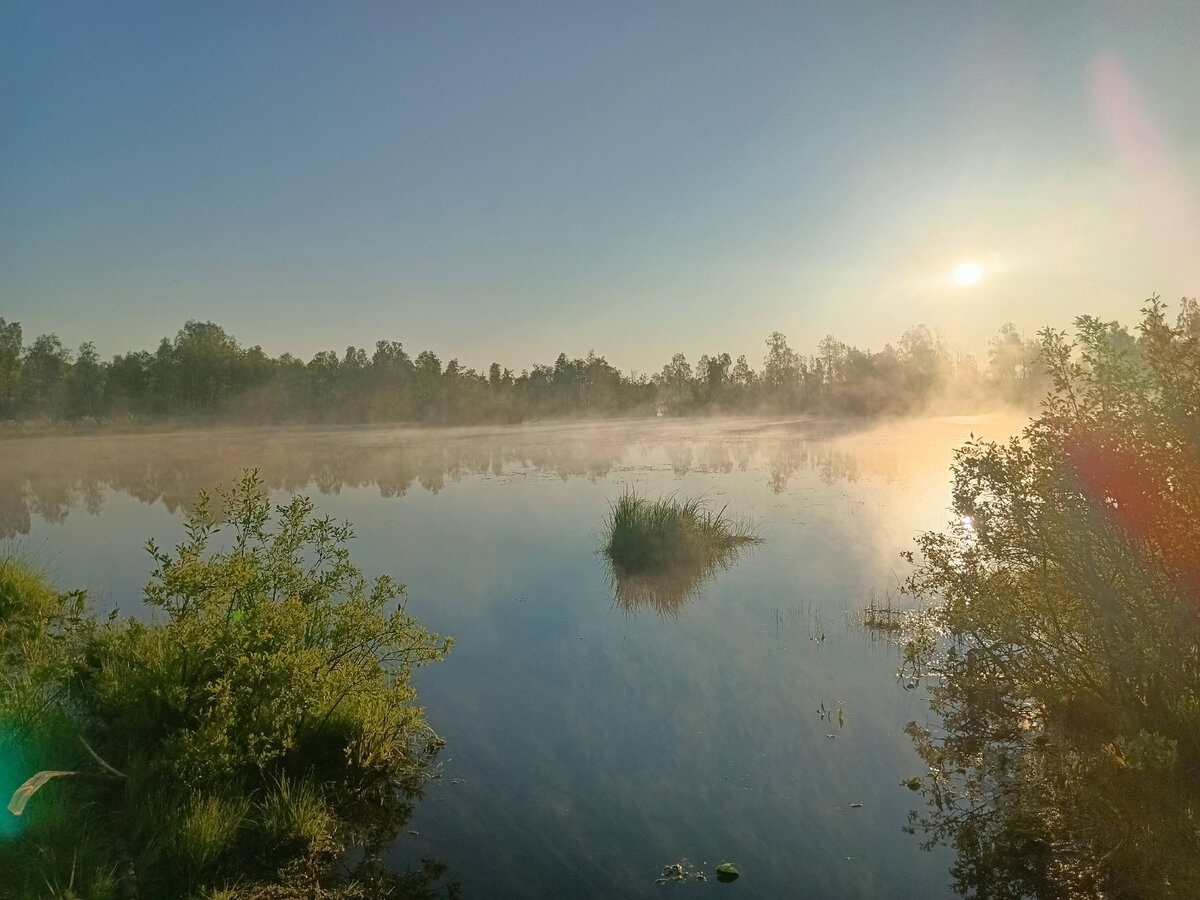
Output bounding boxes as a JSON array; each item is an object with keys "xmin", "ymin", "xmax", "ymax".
[{"xmin": 2, "ymin": 307, "xmax": 1189, "ymax": 426}]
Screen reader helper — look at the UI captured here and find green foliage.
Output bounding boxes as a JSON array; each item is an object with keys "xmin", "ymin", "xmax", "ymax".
[
  {"xmin": 900, "ymin": 298, "xmax": 1200, "ymax": 898},
  {"xmin": 602, "ymin": 489, "xmax": 761, "ymax": 615},
  {"xmin": 0, "ymin": 316, "xmax": 1036, "ymax": 426},
  {"xmin": 0, "ymin": 317, "xmax": 21, "ymax": 414},
  {"xmin": 0, "ymin": 473, "xmax": 454, "ymax": 899},
  {"xmin": 603, "ymin": 489, "xmax": 760, "ymax": 575},
  {"xmin": 176, "ymin": 791, "xmax": 253, "ymax": 869},
  {"xmin": 259, "ymin": 773, "xmax": 335, "ymax": 848}
]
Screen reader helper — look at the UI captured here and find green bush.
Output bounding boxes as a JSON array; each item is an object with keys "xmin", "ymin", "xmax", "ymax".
[
  {"xmin": 0, "ymin": 471, "xmax": 453, "ymax": 898},
  {"xmin": 901, "ymin": 298, "xmax": 1200, "ymax": 898}
]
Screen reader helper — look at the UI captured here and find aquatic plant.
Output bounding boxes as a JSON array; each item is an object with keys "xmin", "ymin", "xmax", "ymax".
[
  {"xmin": 601, "ymin": 489, "xmax": 761, "ymax": 616},
  {"xmin": 603, "ymin": 489, "xmax": 760, "ymax": 575},
  {"xmin": 715, "ymin": 862, "xmax": 740, "ymax": 882},
  {"xmin": 859, "ymin": 592, "xmax": 906, "ymax": 632}
]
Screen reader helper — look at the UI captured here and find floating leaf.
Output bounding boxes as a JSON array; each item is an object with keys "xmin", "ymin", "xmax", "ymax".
[
  {"xmin": 8, "ymin": 771, "xmax": 76, "ymax": 816},
  {"xmin": 715, "ymin": 862, "xmax": 739, "ymax": 882}
]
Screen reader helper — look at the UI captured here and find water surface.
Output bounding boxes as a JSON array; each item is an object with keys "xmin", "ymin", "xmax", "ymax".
[{"xmin": 1, "ymin": 414, "xmax": 1025, "ymax": 898}]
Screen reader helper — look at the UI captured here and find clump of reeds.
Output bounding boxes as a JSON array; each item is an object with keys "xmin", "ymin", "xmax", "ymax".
[
  {"xmin": 603, "ymin": 489, "xmax": 762, "ymax": 576},
  {"xmin": 856, "ymin": 591, "xmax": 940, "ymax": 669},
  {"xmin": 860, "ymin": 594, "xmax": 907, "ymax": 632},
  {"xmin": 601, "ymin": 490, "xmax": 762, "ymax": 615}
]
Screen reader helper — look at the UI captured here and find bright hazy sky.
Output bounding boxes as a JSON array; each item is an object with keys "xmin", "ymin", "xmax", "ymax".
[{"xmin": 4, "ymin": 2, "xmax": 1199, "ymax": 373}]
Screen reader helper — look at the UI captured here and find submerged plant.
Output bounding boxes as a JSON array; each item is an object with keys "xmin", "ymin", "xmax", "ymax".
[{"xmin": 602, "ymin": 489, "xmax": 761, "ymax": 614}]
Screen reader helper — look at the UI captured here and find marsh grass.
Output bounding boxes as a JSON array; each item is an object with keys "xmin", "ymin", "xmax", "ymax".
[
  {"xmin": 602, "ymin": 489, "xmax": 761, "ymax": 614},
  {"xmin": 860, "ymin": 593, "xmax": 907, "ymax": 632},
  {"xmin": 259, "ymin": 773, "xmax": 335, "ymax": 848},
  {"xmin": 176, "ymin": 791, "xmax": 252, "ymax": 869},
  {"xmin": 604, "ymin": 489, "xmax": 761, "ymax": 573}
]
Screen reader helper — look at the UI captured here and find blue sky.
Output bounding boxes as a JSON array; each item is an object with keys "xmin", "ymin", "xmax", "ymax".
[{"xmin": 3, "ymin": 1, "xmax": 1199, "ymax": 372}]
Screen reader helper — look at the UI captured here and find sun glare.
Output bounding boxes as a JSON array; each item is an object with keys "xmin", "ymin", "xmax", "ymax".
[{"xmin": 953, "ymin": 261, "xmax": 984, "ymax": 287}]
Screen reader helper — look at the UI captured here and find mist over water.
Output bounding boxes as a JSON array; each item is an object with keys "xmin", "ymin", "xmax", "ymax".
[{"xmin": 3, "ymin": 413, "xmax": 1026, "ymax": 897}]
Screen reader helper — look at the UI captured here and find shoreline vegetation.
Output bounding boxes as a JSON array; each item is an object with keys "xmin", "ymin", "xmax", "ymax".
[
  {"xmin": 0, "ymin": 313, "xmax": 1066, "ymax": 431},
  {"xmin": 865, "ymin": 298, "xmax": 1200, "ymax": 897},
  {"xmin": 0, "ymin": 473, "xmax": 454, "ymax": 899}
]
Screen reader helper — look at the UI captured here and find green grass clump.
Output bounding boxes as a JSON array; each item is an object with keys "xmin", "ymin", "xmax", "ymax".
[
  {"xmin": 603, "ymin": 489, "xmax": 761, "ymax": 576},
  {"xmin": 259, "ymin": 774, "xmax": 335, "ymax": 848},
  {"xmin": 176, "ymin": 791, "xmax": 252, "ymax": 869},
  {"xmin": 0, "ymin": 556, "xmax": 85, "ymax": 652}
]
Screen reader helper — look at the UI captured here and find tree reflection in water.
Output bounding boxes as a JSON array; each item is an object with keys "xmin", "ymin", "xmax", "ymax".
[
  {"xmin": 0, "ymin": 418, "xmax": 870, "ymax": 540},
  {"xmin": 902, "ymin": 650, "xmax": 1198, "ymax": 900}
]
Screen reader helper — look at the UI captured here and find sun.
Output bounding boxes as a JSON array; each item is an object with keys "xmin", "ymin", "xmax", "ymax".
[{"xmin": 953, "ymin": 260, "xmax": 984, "ymax": 287}]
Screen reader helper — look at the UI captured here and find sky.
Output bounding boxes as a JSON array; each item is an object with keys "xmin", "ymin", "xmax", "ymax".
[{"xmin": 3, "ymin": 1, "xmax": 1199, "ymax": 374}]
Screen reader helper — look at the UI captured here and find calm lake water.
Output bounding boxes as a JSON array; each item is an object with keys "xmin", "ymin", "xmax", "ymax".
[{"xmin": 1, "ymin": 413, "xmax": 1025, "ymax": 898}]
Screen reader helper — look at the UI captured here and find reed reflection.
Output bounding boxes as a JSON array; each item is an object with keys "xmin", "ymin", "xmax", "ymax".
[{"xmin": 607, "ymin": 544, "xmax": 756, "ymax": 618}]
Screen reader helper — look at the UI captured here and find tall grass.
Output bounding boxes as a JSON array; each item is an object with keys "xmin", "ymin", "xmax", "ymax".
[
  {"xmin": 175, "ymin": 791, "xmax": 252, "ymax": 870},
  {"xmin": 603, "ymin": 489, "xmax": 761, "ymax": 575},
  {"xmin": 259, "ymin": 773, "xmax": 335, "ymax": 847}
]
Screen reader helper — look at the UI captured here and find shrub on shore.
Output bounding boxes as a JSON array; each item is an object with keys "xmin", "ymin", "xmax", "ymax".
[
  {"xmin": 896, "ymin": 299, "xmax": 1200, "ymax": 896},
  {"xmin": 0, "ymin": 472, "xmax": 454, "ymax": 899}
]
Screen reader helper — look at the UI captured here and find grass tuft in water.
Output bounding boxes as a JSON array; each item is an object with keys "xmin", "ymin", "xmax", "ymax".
[
  {"xmin": 602, "ymin": 489, "xmax": 763, "ymax": 615},
  {"xmin": 603, "ymin": 488, "xmax": 762, "ymax": 576},
  {"xmin": 860, "ymin": 593, "xmax": 907, "ymax": 632}
]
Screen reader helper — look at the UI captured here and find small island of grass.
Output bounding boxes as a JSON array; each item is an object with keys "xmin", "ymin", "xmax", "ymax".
[{"xmin": 602, "ymin": 490, "xmax": 762, "ymax": 615}]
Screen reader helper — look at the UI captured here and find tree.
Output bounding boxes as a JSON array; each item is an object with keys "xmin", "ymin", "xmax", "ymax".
[
  {"xmin": 0, "ymin": 318, "xmax": 21, "ymax": 414},
  {"xmin": 696, "ymin": 352, "xmax": 732, "ymax": 404},
  {"xmin": 763, "ymin": 332, "xmax": 799, "ymax": 399},
  {"xmin": 897, "ymin": 324, "xmax": 943, "ymax": 405},
  {"xmin": 730, "ymin": 354, "xmax": 757, "ymax": 393},
  {"xmin": 899, "ymin": 298, "xmax": 1200, "ymax": 897},
  {"xmin": 655, "ymin": 353, "xmax": 694, "ymax": 413},
  {"xmin": 66, "ymin": 341, "xmax": 105, "ymax": 419},
  {"xmin": 172, "ymin": 320, "xmax": 243, "ymax": 412},
  {"xmin": 987, "ymin": 322, "xmax": 1040, "ymax": 404},
  {"xmin": 1176, "ymin": 296, "xmax": 1200, "ymax": 341},
  {"xmin": 18, "ymin": 333, "xmax": 70, "ymax": 415}
]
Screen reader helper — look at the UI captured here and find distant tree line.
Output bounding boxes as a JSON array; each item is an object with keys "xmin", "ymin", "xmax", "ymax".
[{"xmin": 2, "ymin": 308, "xmax": 1177, "ymax": 426}]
